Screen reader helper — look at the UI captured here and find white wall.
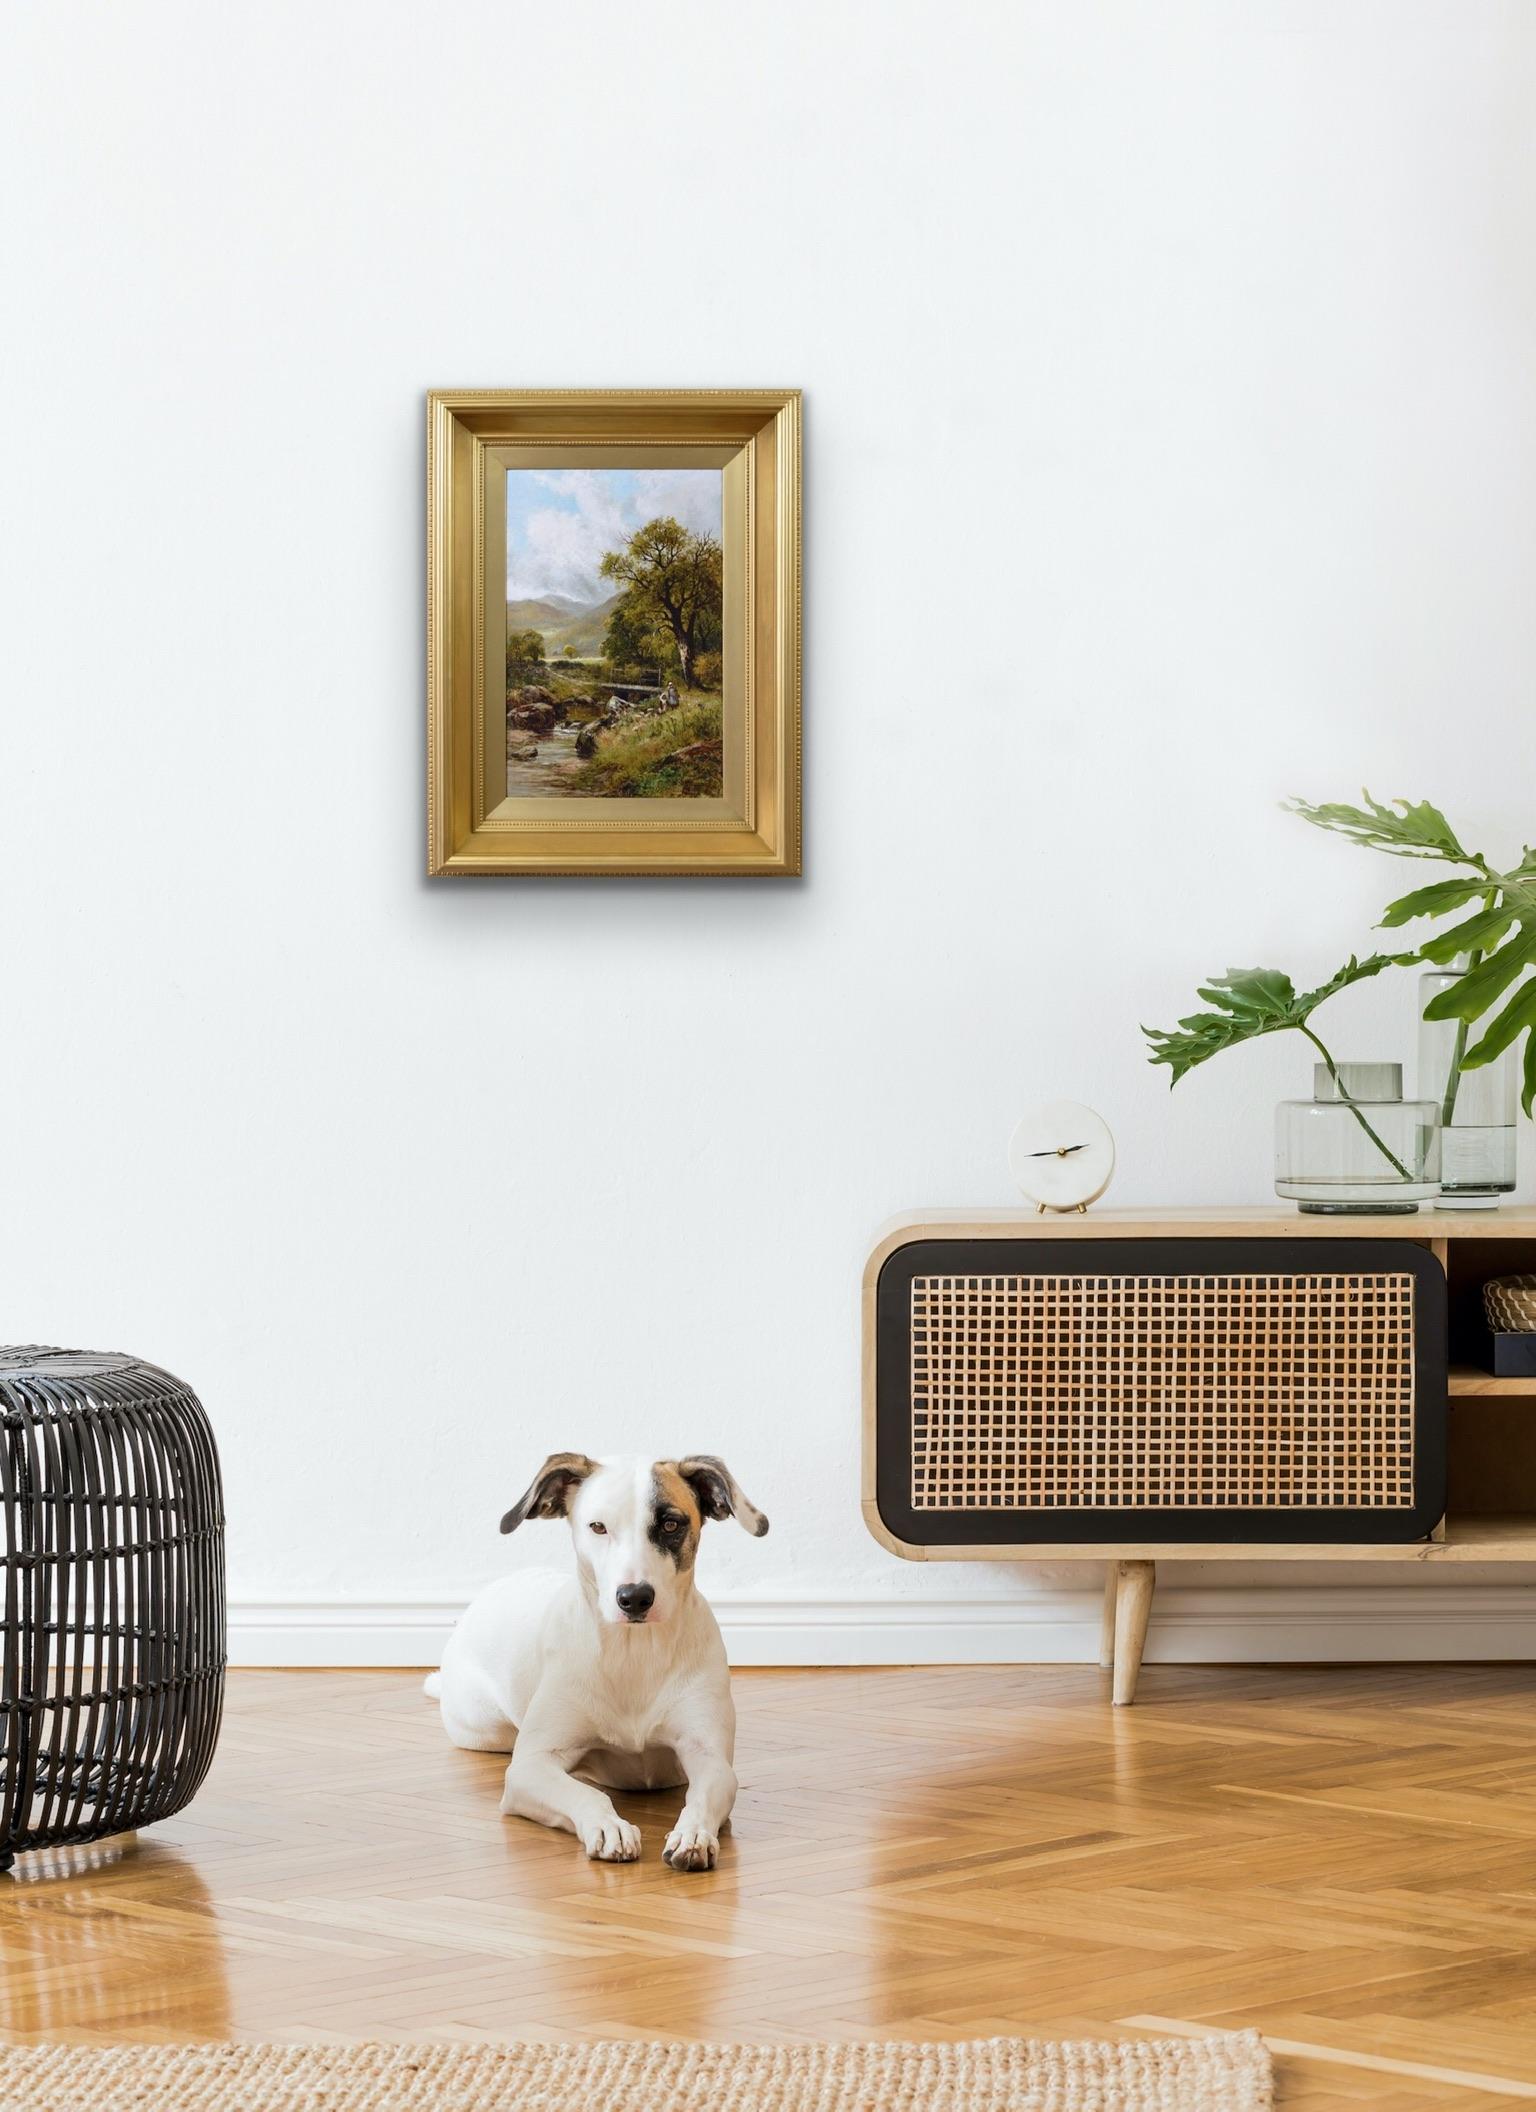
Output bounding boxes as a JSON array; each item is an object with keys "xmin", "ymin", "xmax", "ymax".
[{"xmin": 5, "ymin": 1, "xmax": 1535, "ymax": 1665}]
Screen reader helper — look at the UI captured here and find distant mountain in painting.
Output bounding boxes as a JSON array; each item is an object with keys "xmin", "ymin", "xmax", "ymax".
[{"xmin": 504, "ymin": 592, "xmax": 624, "ymax": 659}]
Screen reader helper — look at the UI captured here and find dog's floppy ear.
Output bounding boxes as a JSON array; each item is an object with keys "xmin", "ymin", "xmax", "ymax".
[
  {"xmin": 678, "ymin": 1455, "xmax": 768, "ymax": 1537},
  {"xmin": 500, "ymin": 1452, "xmax": 597, "ymax": 1534}
]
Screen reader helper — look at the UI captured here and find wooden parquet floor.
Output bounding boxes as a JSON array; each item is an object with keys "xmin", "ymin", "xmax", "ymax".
[{"xmin": 2, "ymin": 1666, "xmax": 1536, "ymax": 2109}]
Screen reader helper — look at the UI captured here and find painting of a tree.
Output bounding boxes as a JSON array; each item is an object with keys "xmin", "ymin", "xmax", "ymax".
[
  {"xmin": 599, "ymin": 518, "xmax": 722, "ymax": 689},
  {"xmin": 506, "ymin": 627, "xmax": 545, "ymax": 674},
  {"xmin": 599, "ymin": 594, "xmax": 670, "ymax": 678}
]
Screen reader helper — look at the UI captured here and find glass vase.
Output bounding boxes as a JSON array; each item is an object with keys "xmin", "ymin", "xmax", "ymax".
[
  {"xmin": 1418, "ymin": 964, "xmax": 1517, "ymax": 1208},
  {"xmin": 1275, "ymin": 1061, "xmax": 1440, "ymax": 1213}
]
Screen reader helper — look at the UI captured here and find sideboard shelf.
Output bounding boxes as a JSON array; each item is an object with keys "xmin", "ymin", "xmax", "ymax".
[
  {"xmin": 1449, "ymin": 1366, "xmax": 1536, "ymax": 1396},
  {"xmin": 862, "ymin": 1205, "xmax": 1536, "ymax": 1702}
]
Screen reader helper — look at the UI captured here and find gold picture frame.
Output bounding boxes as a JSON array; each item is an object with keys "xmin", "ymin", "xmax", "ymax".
[{"xmin": 427, "ymin": 389, "xmax": 801, "ymax": 876}]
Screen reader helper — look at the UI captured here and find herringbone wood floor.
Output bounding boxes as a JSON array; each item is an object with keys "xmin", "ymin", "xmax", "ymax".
[{"xmin": 3, "ymin": 1667, "xmax": 1535, "ymax": 2109}]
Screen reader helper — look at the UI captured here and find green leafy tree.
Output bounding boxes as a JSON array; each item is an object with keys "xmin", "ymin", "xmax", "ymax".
[
  {"xmin": 504, "ymin": 629, "xmax": 545, "ymax": 696},
  {"xmin": 602, "ymin": 591, "xmax": 678, "ymax": 677},
  {"xmin": 599, "ymin": 517, "xmax": 722, "ymax": 689},
  {"xmin": 1287, "ymin": 794, "xmax": 1536, "ymax": 1118},
  {"xmin": 506, "ymin": 627, "xmax": 545, "ymax": 676},
  {"xmin": 562, "ymin": 644, "xmax": 577, "ymax": 660}
]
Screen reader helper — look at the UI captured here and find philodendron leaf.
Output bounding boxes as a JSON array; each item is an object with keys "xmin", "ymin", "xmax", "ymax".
[
  {"xmin": 1292, "ymin": 952, "xmax": 1406, "ymax": 1011},
  {"xmin": 1145, "ymin": 955, "xmax": 1399, "ymax": 1086},
  {"xmin": 1460, "ymin": 976, "xmax": 1536, "ymax": 1072},
  {"xmin": 1422, "ymin": 927, "xmax": 1536, "ymax": 1022},
  {"xmin": 1416, "ymin": 903, "xmax": 1516, "ymax": 966},
  {"xmin": 1194, "ymin": 968, "xmax": 1298, "ymax": 1021},
  {"xmin": 1281, "ymin": 789, "xmax": 1536, "ymax": 1116},
  {"xmin": 1286, "ymin": 792, "xmax": 1471, "ymax": 863},
  {"xmin": 1378, "ymin": 877, "xmax": 1490, "ymax": 927}
]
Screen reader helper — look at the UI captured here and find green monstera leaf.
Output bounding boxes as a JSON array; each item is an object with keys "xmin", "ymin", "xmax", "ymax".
[
  {"xmin": 1289, "ymin": 791, "xmax": 1536, "ymax": 1117},
  {"xmin": 1144, "ymin": 956, "xmax": 1402, "ymax": 1086},
  {"xmin": 1377, "ymin": 877, "xmax": 1496, "ymax": 927},
  {"xmin": 1145, "ymin": 954, "xmax": 1415, "ymax": 1179},
  {"xmin": 1284, "ymin": 793, "xmax": 1472, "ymax": 864}
]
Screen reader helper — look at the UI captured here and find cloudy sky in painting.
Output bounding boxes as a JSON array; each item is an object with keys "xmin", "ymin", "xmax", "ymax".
[{"xmin": 505, "ymin": 469, "xmax": 722, "ymax": 605}]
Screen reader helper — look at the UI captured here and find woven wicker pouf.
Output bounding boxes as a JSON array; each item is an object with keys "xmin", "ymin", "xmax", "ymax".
[{"xmin": 0, "ymin": 1348, "xmax": 225, "ymax": 1872}]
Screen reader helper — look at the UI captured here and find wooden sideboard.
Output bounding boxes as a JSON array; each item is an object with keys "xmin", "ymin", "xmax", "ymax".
[{"xmin": 861, "ymin": 1207, "xmax": 1536, "ymax": 1703}]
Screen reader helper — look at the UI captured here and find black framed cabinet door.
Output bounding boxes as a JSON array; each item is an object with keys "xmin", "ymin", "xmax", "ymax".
[{"xmin": 873, "ymin": 1239, "xmax": 1447, "ymax": 1547}]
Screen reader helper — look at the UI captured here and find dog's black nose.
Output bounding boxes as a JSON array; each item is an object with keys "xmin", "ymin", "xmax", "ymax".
[{"xmin": 616, "ymin": 1582, "xmax": 655, "ymax": 1620}]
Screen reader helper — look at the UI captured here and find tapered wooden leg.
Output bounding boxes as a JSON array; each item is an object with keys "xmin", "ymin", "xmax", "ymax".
[
  {"xmin": 1112, "ymin": 1560, "xmax": 1156, "ymax": 1706},
  {"xmin": 1098, "ymin": 1564, "xmax": 1118, "ymax": 1669}
]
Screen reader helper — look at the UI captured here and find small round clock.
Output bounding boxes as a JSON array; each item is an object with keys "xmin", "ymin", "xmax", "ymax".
[{"xmin": 1008, "ymin": 1101, "xmax": 1116, "ymax": 1213}]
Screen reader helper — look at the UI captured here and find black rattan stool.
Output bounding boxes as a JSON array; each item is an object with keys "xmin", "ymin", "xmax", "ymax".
[{"xmin": 0, "ymin": 1348, "xmax": 225, "ymax": 1871}]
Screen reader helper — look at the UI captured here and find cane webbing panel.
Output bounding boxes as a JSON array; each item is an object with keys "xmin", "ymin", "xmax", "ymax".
[{"xmin": 909, "ymin": 1272, "xmax": 1416, "ymax": 1511}]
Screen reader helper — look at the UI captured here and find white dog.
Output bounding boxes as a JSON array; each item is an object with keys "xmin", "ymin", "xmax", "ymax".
[{"xmin": 426, "ymin": 1452, "xmax": 767, "ymax": 1870}]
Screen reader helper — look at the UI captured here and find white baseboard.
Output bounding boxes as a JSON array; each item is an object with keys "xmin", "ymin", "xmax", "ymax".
[{"xmin": 228, "ymin": 1584, "xmax": 1536, "ymax": 1670}]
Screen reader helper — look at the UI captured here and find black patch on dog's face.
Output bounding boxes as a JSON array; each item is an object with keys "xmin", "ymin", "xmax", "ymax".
[{"xmin": 649, "ymin": 1468, "xmax": 700, "ymax": 1571}]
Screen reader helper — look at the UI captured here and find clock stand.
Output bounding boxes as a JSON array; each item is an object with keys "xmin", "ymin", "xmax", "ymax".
[{"xmin": 863, "ymin": 1207, "xmax": 1536, "ymax": 1703}]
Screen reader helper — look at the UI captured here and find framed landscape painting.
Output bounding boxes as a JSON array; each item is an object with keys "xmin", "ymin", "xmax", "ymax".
[{"xmin": 427, "ymin": 390, "xmax": 801, "ymax": 876}]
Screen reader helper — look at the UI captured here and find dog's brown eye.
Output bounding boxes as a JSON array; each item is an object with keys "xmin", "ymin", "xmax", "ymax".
[
  {"xmin": 662, "ymin": 1515, "xmax": 682, "ymax": 1535},
  {"xmin": 588, "ymin": 1522, "xmax": 607, "ymax": 1535}
]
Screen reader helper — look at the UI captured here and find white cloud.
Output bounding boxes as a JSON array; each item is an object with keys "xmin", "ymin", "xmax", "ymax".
[
  {"xmin": 506, "ymin": 470, "xmax": 721, "ymax": 604},
  {"xmin": 632, "ymin": 471, "xmax": 722, "ymax": 541}
]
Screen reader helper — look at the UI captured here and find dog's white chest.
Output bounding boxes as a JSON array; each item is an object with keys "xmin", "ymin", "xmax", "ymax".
[{"xmin": 581, "ymin": 1670, "xmax": 678, "ymax": 1755}]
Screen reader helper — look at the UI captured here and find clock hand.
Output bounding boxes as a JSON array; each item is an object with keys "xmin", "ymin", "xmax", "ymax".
[{"xmin": 1026, "ymin": 1144, "xmax": 1087, "ymax": 1157}]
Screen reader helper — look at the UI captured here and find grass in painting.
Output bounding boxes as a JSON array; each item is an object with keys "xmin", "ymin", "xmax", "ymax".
[{"xmin": 569, "ymin": 695, "xmax": 723, "ymax": 799}]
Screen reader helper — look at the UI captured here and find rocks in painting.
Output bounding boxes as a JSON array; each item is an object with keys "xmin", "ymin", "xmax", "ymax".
[
  {"xmin": 575, "ymin": 725, "xmax": 600, "ymax": 759},
  {"xmin": 666, "ymin": 739, "xmax": 722, "ymax": 767},
  {"xmin": 508, "ymin": 737, "xmax": 539, "ymax": 762},
  {"xmin": 507, "ymin": 686, "xmax": 564, "ymax": 729}
]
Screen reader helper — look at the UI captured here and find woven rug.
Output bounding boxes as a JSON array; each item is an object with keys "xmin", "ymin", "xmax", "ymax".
[{"xmin": 0, "ymin": 2034, "xmax": 1271, "ymax": 2111}]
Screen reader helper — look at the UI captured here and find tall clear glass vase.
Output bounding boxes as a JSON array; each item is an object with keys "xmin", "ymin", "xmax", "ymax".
[{"xmin": 1419, "ymin": 962, "xmax": 1517, "ymax": 1208}]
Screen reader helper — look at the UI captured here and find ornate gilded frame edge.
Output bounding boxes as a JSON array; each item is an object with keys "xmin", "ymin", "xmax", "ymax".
[{"xmin": 427, "ymin": 388, "xmax": 802, "ymax": 877}]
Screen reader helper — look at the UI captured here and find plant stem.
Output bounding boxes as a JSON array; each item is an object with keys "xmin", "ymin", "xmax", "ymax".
[
  {"xmin": 1441, "ymin": 1018, "xmax": 1468, "ymax": 1129},
  {"xmin": 1437, "ymin": 899, "xmax": 1495, "ymax": 1129},
  {"xmin": 1438, "ymin": 950, "xmax": 1482, "ymax": 1131},
  {"xmin": 1297, "ymin": 1025, "xmax": 1415, "ymax": 1182}
]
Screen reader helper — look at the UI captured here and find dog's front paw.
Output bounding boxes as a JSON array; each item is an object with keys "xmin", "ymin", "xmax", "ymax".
[
  {"xmin": 583, "ymin": 1815, "xmax": 642, "ymax": 1862},
  {"xmin": 663, "ymin": 1818, "xmax": 719, "ymax": 1872}
]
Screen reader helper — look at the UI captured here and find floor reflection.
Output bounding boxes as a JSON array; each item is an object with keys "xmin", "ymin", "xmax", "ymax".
[{"xmin": 0, "ymin": 1836, "xmax": 230, "ymax": 2041}]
